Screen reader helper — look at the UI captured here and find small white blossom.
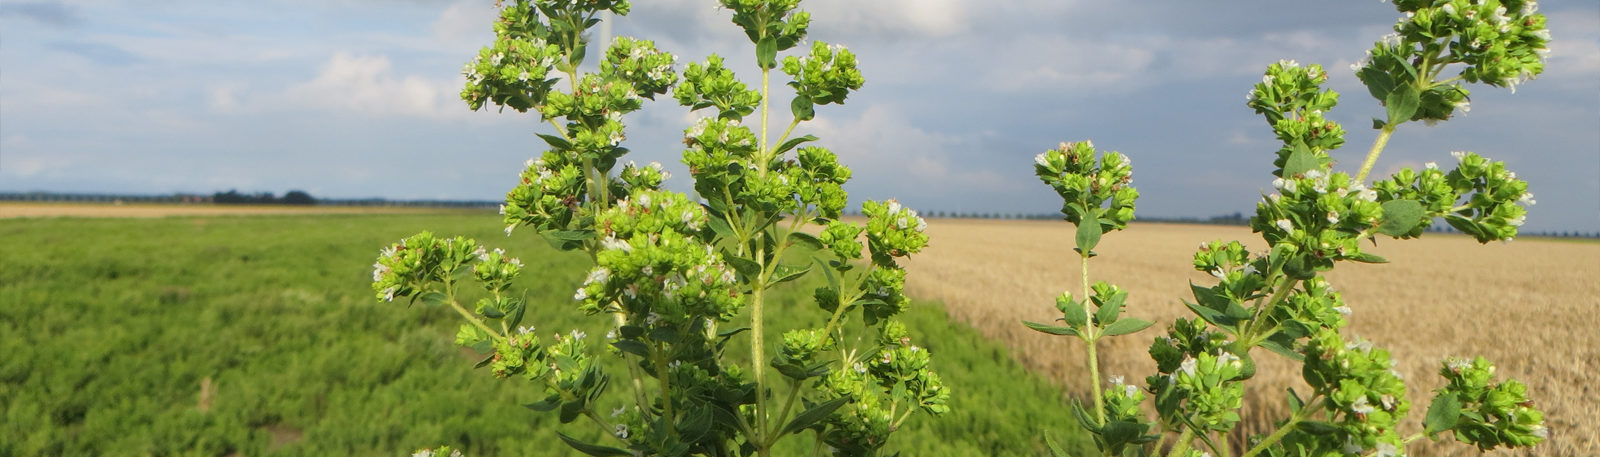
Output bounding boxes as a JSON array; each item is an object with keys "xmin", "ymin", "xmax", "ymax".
[
  {"xmin": 1518, "ymin": 193, "xmax": 1536, "ymax": 205},
  {"xmin": 1425, "ymin": 162, "xmax": 1438, "ymax": 170},
  {"xmin": 1326, "ymin": 211, "xmax": 1341, "ymax": 225},
  {"xmin": 1374, "ymin": 441, "xmax": 1399, "ymax": 457},
  {"xmin": 382, "ymin": 286, "xmax": 397, "ymax": 302},
  {"xmin": 490, "ymin": 53, "xmax": 504, "ymax": 66},
  {"xmin": 1334, "ymin": 305, "xmax": 1352, "ymax": 315},
  {"xmin": 574, "ymin": 287, "xmax": 589, "ymax": 301},
  {"xmin": 570, "ymin": 330, "xmax": 586, "ymax": 340},
  {"xmin": 1242, "ymin": 263, "xmax": 1260, "ymax": 276},
  {"xmin": 645, "ymin": 312, "xmax": 661, "ymax": 326},
  {"xmin": 1351, "ymin": 396, "xmax": 1376, "ymax": 415},
  {"xmin": 614, "ymin": 424, "xmax": 630, "ymax": 439},
  {"xmin": 853, "ymin": 362, "xmax": 867, "ymax": 374},
  {"xmin": 1276, "ymin": 219, "xmax": 1295, "ymax": 232},
  {"xmin": 1178, "ymin": 357, "xmax": 1199, "ymax": 377},
  {"xmin": 1380, "ymin": 33, "xmax": 1402, "ymax": 48},
  {"xmin": 1034, "ymin": 152, "xmax": 1050, "ymax": 167},
  {"xmin": 612, "ymin": 406, "xmax": 626, "ymax": 417},
  {"xmin": 585, "ymin": 267, "xmax": 611, "ymax": 286},
  {"xmin": 601, "ymin": 236, "xmax": 633, "ymax": 253}
]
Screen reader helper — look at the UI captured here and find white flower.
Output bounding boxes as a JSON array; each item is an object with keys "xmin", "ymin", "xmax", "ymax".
[
  {"xmin": 853, "ymin": 362, "xmax": 867, "ymax": 374},
  {"xmin": 1509, "ymin": 215, "xmax": 1526, "ymax": 227},
  {"xmin": 413, "ymin": 450, "xmax": 436, "ymax": 457},
  {"xmin": 1532, "ymin": 425, "xmax": 1549, "ymax": 439},
  {"xmin": 570, "ymin": 330, "xmax": 586, "ymax": 340},
  {"xmin": 1262, "ymin": 74, "xmax": 1275, "ymax": 85},
  {"xmin": 574, "ymin": 287, "xmax": 589, "ymax": 301},
  {"xmin": 601, "ymin": 236, "xmax": 633, "ymax": 253},
  {"xmin": 1351, "ymin": 396, "xmax": 1376, "ymax": 415},
  {"xmin": 1518, "ymin": 193, "xmax": 1536, "ymax": 205},
  {"xmin": 1374, "ymin": 441, "xmax": 1399, "ymax": 457},
  {"xmin": 490, "ymin": 53, "xmax": 504, "ymax": 66},
  {"xmin": 1442, "ymin": 3, "xmax": 1456, "ymax": 16},
  {"xmin": 518, "ymin": 70, "xmax": 530, "ymax": 81},
  {"xmin": 382, "ymin": 287, "xmax": 397, "ymax": 302},
  {"xmin": 1034, "ymin": 152, "xmax": 1049, "ymax": 167},
  {"xmin": 504, "ymin": 224, "xmax": 516, "ymax": 236},
  {"xmin": 1178, "ymin": 357, "xmax": 1199, "ymax": 377},
  {"xmin": 1276, "ymin": 219, "xmax": 1295, "ymax": 232},
  {"xmin": 1451, "ymin": 151, "xmax": 1467, "ymax": 161},
  {"xmin": 1455, "ymin": 98, "xmax": 1470, "ymax": 113},
  {"xmin": 1334, "ymin": 305, "xmax": 1352, "ymax": 316},
  {"xmin": 1380, "ymin": 33, "xmax": 1402, "ymax": 48},
  {"xmin": 1326, "ymin": 211, "xmax": 1341, "ymax": 225},
  {"xmin": 1242, "ymin": 263, "xmax": 1260, "ymax": 276},
  {"xmin": 1218, "ymin": 352, "xmax": 1241, "ymax": 367},
  {"xmin": 1108, "ymin": 375, "xmax": 1124, "ymax": 385},
  {"xmin": 614, "ymin": 424, "xmax": 630, "ymax": 439},
  {"xmin": 1278, "ymin": 59, "xmax": 1299, "ymax": 68},
  {"xmin": 1425, "ymin": 162, "xmax": 1438, "ymax": 170},
  {"xmin": 585, "ymin": 267, "xmax": 611, "ymax": 286},
  {"xmin": 645, "ymin": 312, "xmax": 661, "ymax": 326},
  {"xmin": 1343, "ymin": 436, "xmax": 1366, "ymax": 454},
  {"xmin": 612, "ymin": 407, "xmax": 626, "ymax": 417}
]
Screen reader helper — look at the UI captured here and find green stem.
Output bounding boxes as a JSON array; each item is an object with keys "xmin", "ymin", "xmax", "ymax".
[
  {"xmin": 447, "ymin": 295, "xmax": 502, "ymax": 339},
  {"xmin": 582, "ymin": 409, "xmax": 632, "ymax": 445},
  {"xmin": 1355, "ymin": 125, "xmax": 1396, "ymax": 184},
  {"xmin": 1239, "ymin": 397, "xmax": 1323, "ymax": 457},
  {"xmin": 767, "ymin": 379, "xmax": 803, "ymax": 443},
  {"xmin": 651, "ymin": 343, "xmax": 678, "ymax": 439},
  {"xmin": 751, "ymin": 274, "xmax": 770, "ymax": 454},
  {"xmin": 772, "ymin": 117, "xmax": 802, "ymax": 155},
  {"xmin": 1167, "ymin": 428, "xmax": 1196, "ymax": 457},
  {"xmin": 1242, "ymin": 278, "xmax": 1299, "ymax": 346},
  {"xmin": 613, "ymin": 313, "xmax": 652, "ymax": 415},
  {"xmin": 1079, "ymin": 251, "xmax": 1107, "ymax": 427}
]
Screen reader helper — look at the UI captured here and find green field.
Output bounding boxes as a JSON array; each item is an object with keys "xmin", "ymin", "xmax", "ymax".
[{"xmin": 0, "ymin": 213, "xmax": 1088, "ymax": 456}]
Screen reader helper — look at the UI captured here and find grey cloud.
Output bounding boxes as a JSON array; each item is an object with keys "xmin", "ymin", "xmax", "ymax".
[
  {"xmin": 0, "ymin": 1, "xmax": 83, "ymax": 27},
  {"xmin": 48, "ymin": 41, "xmax": 143, "ymax": 65}
]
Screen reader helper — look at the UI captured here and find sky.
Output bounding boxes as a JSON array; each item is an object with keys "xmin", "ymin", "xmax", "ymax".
[{"xmin": 1, "ymin": 0, "xmax": 1596, "ymax": 232}]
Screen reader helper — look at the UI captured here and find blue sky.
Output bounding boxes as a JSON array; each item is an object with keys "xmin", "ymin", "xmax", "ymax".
[{"xmin": 1, "ymin": 0, "xmax": 1596, "ymax": 232}]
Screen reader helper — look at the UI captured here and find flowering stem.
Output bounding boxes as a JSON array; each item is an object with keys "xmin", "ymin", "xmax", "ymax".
[
  {"xmin": 773, "ymin": 117, "xmax": 802, "ymax": 155},
  {"xmin": 1356, "ymin": 124, "xmax": 1396, "ymax": 184},
  {"xmin": 613, "ymin": 313, "xmax": 652, "ymax": 415},
  {"xmin": 1080, "ymin": 251, "xmax": 1108, "ymax": 427},
  {"xmin": 651, "ymin": 342, "xmax": 679, "ymax": 439},
  {"xmin": 1239, "ymin": 396, "xmax": 1323, "ymax": 457},
  {"xmin": 1242, "ymin": 277, "xmax": 1298, "ymax": 346},
  {"xmin": 1167, "ymin": 428, "xmax": 1196, "ymax": 457},
  {"xmin": 767, "ymin": 379, "xmax": 803, "ymax": 444},
  {"xmin": 446, "ymin": 293, "xmax": 502, "ymax": 340},
  {"xmin": 582, "ymin": 409, "xmax": 631, "ymax": 446}
]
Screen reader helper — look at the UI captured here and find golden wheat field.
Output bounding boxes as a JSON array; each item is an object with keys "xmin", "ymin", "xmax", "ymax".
[{"xmin": 900, "ymin": 218, "xmax": 1599, "ymax": 457}]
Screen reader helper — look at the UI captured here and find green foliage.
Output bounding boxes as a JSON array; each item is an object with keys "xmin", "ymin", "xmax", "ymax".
[{"xmin": 0, "ymin": 214, "xmax": 1088, "ymax": 456}]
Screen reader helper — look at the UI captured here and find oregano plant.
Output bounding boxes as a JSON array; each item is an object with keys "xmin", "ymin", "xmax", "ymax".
[
  {"xmin": 371, "ymin": 1, "xmax": 946, "ymax": 456},
  {"xmin": 1027, "ymin": 1, "xmax": 1550, "ymax": 456}
]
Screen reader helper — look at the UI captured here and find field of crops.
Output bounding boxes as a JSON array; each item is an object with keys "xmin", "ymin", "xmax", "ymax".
[
  {"xmin": 0, "ymin": 211, "xmax": 1093, "ymax": 456},
  {"xmin": 901, "ymin": 218, "xmax": 1599, "ymax": 457}
]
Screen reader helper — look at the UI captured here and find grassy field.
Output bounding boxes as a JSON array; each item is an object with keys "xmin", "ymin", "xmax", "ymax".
[
  {"xmin": 0, "ymin": 212, "xmax": 1091, "ymax": 456},
  {"xmin": 902, "ymin": 218, "xmax": 1599, "ymax": 457}
]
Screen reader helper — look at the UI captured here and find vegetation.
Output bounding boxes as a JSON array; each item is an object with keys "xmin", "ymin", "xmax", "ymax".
[{"xmin": 0, "ymin": 213, "xmax": 1087, "ymax": 456}]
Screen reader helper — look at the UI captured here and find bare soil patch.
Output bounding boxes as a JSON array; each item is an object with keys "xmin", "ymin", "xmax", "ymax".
[{"xmin": 904, "ymin": 219, "xmax": 1598, "ymax": 456}]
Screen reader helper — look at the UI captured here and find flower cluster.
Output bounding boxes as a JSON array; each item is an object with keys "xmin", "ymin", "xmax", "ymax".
[
  {"xmin": 460, "ymin": 35, "xmax": 561, "ymax": 112},
  {"xmin": 579, "ymin": 190, "xmax": 742, "ymax": 323},
  {"xmin": 861, "ymin": 199, "xmax": 928, "ymax": 267},
  {"xmin": 602, "ymin": 37, "xmax": 679, "ymax": 100},
  {"xmin": 1354, "ymin": 0, "xmax": 1549, "ymax": 126},
  {"xmin": 1247, "ymin": 61, "xmax": 1346, "ymax": 177},
  {"xmin": 675, "ymin": 55, "xmax": 761, "ymax": 120},
  {"xmin": 371, "ymin": 232, "xmax": 480, "ymax": 303},
  {"xmin": 1147, "ymin": 320, "xmax": 1249, "ymax": 434},
  {"xmin": 1251, "ymin": 169, "xmax": 1384, "ymax": 277},
  {"xmin": 410, "ymin": 446, "xmax": 463, "ymax": 457},
  {"xmin": 781, "ymin": 41, "xmax": 864, "ymax": 120},
  {"xmin": 1301, "ymin": 329, "xmax": 1410, "ymax": 456},
  {"xmin": 1373, "ymin": 151, "xmax": 1531, "ymax": 242},
  {"xmin": 501, "ymin": 153, "xmax": 587, "ymax": 235},
  {"xmin": 717, "ymin": 0, "xmax": 810, "ymax": 69},
  {"xmin": 1033, "ymin": 141, "xmax": 1138, "ymax": 230},
  {"xmin": 817, "ymin": 321, "xmax": 949, "ymax": 457},
  {"xmin": 1429, "ymin": 356, "xmax": 1546, "ymax": 450}
]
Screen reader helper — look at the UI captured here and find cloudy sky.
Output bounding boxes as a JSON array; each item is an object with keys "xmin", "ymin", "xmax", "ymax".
[{"xmin": 2, "ymin": 0, "xmax": 1596, "ymax": 232}]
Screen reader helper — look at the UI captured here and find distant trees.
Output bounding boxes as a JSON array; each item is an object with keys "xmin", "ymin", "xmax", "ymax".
[{"xmin": 213, "ymin": 189, "xmax": 316, "ymax": 205}]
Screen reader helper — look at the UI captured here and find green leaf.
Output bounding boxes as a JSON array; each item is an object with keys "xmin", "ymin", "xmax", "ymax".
[
  {"xmin": 1296, "ymin": 421, "xmax": 1340, "ymax": 435},
  {"xmin": 787, "ymin": 231, "xmax": 823, "ymax": 250},
  {"xmin": 1377, "ymin": 199, "xmax": 1426, "ymax": 237},
  {"xmin": 707, "ymin": 214, "xmax": 736, "ymax": 240},
  {"xmin": 756, "ymin": 37, "xmax": 778, "ymax": 70},
  {"xmin": 779, "ymin": 397, "xmax": 849, "ymax": 436},
  {"xmin": 548, "ymin": 230, "xmax": 596, "ymax": 241},
  {"xmin": 557, "ymin": 432, "xmax": 633, "ymax": 456},
  {"xmin": 611, "ymin": 340, "xmax": 649, "ymax": 358},
  {"xmin": 1044, "ymin": 432, "xmax": 1070, "ymax": 457},
  {"xmin": 537, "ymin": 133, "xmax": 572, "ymax": 150},
  {"xmin": 1075, "ymin": 212, "xmax": 1103, "ymax": 254},
  {"xmin": 770, "ymin": 263, "xmax": 811, "ymax": 285},
  {"xmin": 775, "ymin": 134, "xmax": 819, "ymax": 156},
  {"xmin": 1058, "ymin": 295, "xmax": 1088, "ymax": 329},
  {"xmin": 524, "ymin": 398, "xmax": 560, "ymax": 412},
  {"xmin": 1360, "ymin": 66, "xmax": 1396, "ymax": 102},
  {"xmin": 1385, "ymin": 83, "xmax": 1421, "ymax": 124},
  {"xmin": 1286, "ymin": 388, "xmax": 1304, "ymax": 414},
  {"xmin": 1023, "ymin": 320, "xmax": 1078, "ymax": 337},
  {"xmin": 1347, "ymin": 252, "xmax": 1389, "ymax": 263},
  {"xmin": 790, "ymin": 96, "xmax": 816, "ymax": 121},
  {"xmin": 1424, "ymin": 394, "xmax": 1462, "ymax": 438},
  {"xmin": 723, "ymin": 252, "xmax": 761, "ymax": 279},
  {"xmin": 1101, "ymin": 318, "xmax": 1153, "ymax": 336},
  {"xmin": 1282, "ymin": 143, "xmax": 1319, "ymax": 177},
  {"xmin": 1094, "ymin": 291, "xmax": 1124, "ymax": 326},
  {"xmin": 419, "ymin": 291, "xmax": 448, "ymax": 307}
]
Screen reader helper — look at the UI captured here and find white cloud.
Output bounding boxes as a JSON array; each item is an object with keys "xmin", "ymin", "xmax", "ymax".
[
  {"xmin": 283, "ymin": 53, "xmax": 464, "ymax": 119},
  {"xmin": 806, "ymin": 0, "xmax": 973, "ymax": 38},
  {"xmin": 806, "ymin": 104, "xmax": 1025, "ymax": 197}
]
